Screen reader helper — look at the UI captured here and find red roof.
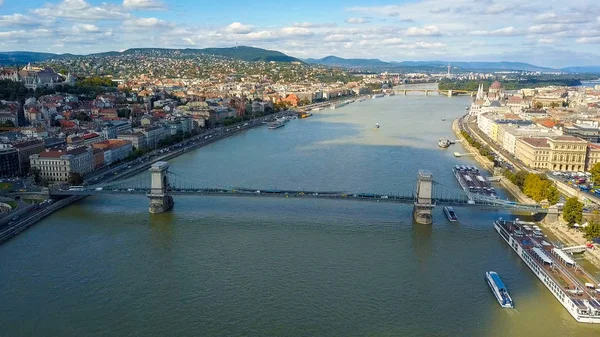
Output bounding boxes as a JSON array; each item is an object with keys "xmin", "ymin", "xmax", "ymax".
[{"xmin": 82, "ymin": 132, "xmax": 100, "ymax": 140}]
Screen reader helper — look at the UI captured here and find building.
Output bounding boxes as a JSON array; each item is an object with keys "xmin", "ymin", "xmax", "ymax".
[
  {"xmin": 92, "ymin": 148, "xmax": 105, "ymax": 169},
  {"xmin": 140, "ymin": 126, "xmax": 165, "ymax": 149},
  {"xmin": 29, "ymin": 146, "xmax": 94, "ymax": 182},
  {"xmin": 101, "ymin": 120, "xmax": 132, "ymax": 139},
  {"xmin": 0, "ymin": 145, "xmax": 20, "ymax": 177},
  {"xmin": 586, "ymin": 144, "xmax": 600, "ymax": 171},
  {"xmin": 515, "ymin": 136, "xmax": 587, "ymax": 172},
  {"xmin": 0, "ymin": 112, "xmax": 18, "ymax": 126},
  {"xmin": 498, "ymin": 124, "xmax": 558, "ymax": 155},
  {"xmin": 12, "ymin": 139, "xmax": 45, "ymax": 174},
  {"xmin": 117, "ymin": 132, "xmax": 146, "ymax": 150},
  {"xmin": 563, "ymin": 123, "xmax": 600, "ymax": 143},
  {"xmin": 92, "ymin": 140, "xmax": 132, "ymax": 165}
]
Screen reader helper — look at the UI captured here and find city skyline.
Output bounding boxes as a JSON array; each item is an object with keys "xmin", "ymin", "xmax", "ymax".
[{"xmin": 1, "ymin": 0, "xmax": 600, "ymax": 68}]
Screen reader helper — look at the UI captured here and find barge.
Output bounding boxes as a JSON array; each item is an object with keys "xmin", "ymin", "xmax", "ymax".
[
  {"xmin": 453, "ymin": 165, "xmax": 496, "ymax": 197},
  {"xmin": 494, "ymin": 219, "xmax": 600, "ymax": 323}
]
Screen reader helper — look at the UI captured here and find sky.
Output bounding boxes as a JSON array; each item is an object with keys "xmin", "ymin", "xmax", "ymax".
[{"xmin": 1, "ymin": 0, "xmax": 600, "ymax": 68}]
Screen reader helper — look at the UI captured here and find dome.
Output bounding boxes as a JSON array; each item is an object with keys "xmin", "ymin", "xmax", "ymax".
[{"xmin": 490, "ymin": 81, "xmax": 502, "ymax": 90}]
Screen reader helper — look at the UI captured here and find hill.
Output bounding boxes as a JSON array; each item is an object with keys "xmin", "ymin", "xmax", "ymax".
[
  {"xmin": 560, "ymin": 66, "xmax": 600, "ymax": 74},
  {"xmin": 304, "ymin": 58, "xmax": 560, "ymax": 72},
  {"xmin": 0, "ymin": 46, "xmax": 302, "ymax": 65},
  {"xmin": 304, "ymin": 56, "xmax": 391, "ymax": 68}
]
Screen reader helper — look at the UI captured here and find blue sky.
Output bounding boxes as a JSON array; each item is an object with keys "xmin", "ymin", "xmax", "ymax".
[{"xmin": 1, "ymin": 0, "xmax": 600, "ymax": 68}]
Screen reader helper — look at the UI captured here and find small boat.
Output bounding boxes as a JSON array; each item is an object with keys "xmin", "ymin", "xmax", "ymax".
[
  {"xmin": 485, "ymin": 271, "xmax": 514, "ymax": 308},
  {"xmin": 375, "ymin": 123, "xmax": 380, "ymax": 129},
  {"xmin": 268, "ymin": 121, "xmax": 284, "ymax": 129},
  {"xmin": 443, "ymin": 206, "xmax": 458, "ymax": 222},
  {"xmin": 438, "ymin": 138, "xmax": 451, "ymax": 148},
  {"xmin": 441, "ymin": 118, "xmax": 446, "ymax": 121}
]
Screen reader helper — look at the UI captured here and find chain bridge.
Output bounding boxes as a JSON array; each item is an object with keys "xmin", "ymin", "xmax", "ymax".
[{"xmin": 49, "ymin": 162, "xmax": 546, "ymax": 224}]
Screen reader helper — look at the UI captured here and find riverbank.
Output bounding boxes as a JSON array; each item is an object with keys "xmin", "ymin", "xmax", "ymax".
[
  {"xmin": 452, "ymin": 118, "xmax": 600, "ymax": 269},
  {"xmin": 0, "ymin": 114, "xmax": 289, "ymax": 245}
]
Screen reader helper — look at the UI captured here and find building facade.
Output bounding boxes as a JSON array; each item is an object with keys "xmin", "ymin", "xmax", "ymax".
[
  {"xmin": 515, "ymin": 136, "xmax": 587, "ymax": 172},
  {"xmin": 29, "ymin": 147, "xmax": 94, "ymax": 182},
  {"xmin": 0, "ymin": 145, "xmax": 20, "ymax": 177}
]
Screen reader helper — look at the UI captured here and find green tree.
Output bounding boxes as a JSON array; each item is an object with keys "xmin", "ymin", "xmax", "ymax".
[
  {"xmin": 584, "ymin": 211, "xmax": 600, "ymax": 240},
  {"xmin": 68, "ymin": 172, "xmax": 84, "ymax": 186},
  {"xmin": 1, "ymin": 120, "xmax": 15, "ymax": 127},
  {"xmin": 563, "ymin": 197, "xmax": 583, "ymax": 225},
  {"xmin": 590, "ymin": 162, "xmax": 600, "ymax": 184},
  {"xmin": 514, "ymin": 170, "xmax": 529, "ymax": 189},
  {"xmin": 550, "ymin": 102, "xmax": 559, "ymax": 108},
  {"xmin": 535, "ymin": 102, "xmax": 544, "ymax": 109},
  {"xmin": 546, "ymin": 185, "xmax": 560, "ymax": 205}
]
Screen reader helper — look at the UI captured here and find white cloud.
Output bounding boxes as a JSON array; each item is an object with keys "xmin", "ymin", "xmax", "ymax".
[
  {"xmin": 527, "ymin": 24, "xmax": 570, "ymax": 34},
  {"xmin": 72, "ymin": 23, "xmax": 99, "ymax": 33},
  {"xmin": 405, "ymin": 25, "xmax": 441, "ymax": 36},
  {"xmin": 381, "ymin": 38, "xmax": 405, "ymax": 45},
  {"xmin": 577, "ymin": 37, "xmax": 600, "ymax": 44},
  {"xmin": 33, "ymin": 0, "xmax": 130, "ymax": 21},
  {"xmin": 324, "ymin": 34, "xmax": 352, "ymax": 42},
  {"xmin": 124, "ymin": 17, "xmax": 172, "ymax": 28},
  {"xmin": 280, "ymin": 27, "xmax": 313, "ymax": 37},
  {"xmin": 470, "ymin": 26, "xmax": 521, "ymax": 36},
  {"xmin": 0, "ymin": 14, "xmax": 39, "ymax": 26},
  {"xmin": 345, "ymin": 17, "xmax": 369, "ymax": 24},
  {"xmin": 411, "ymin": 41, "xmax": 446, "ymax": 49},
  {"xmin": 123, "ymin": 0, "xmax": 165, "ymax": 10},
  {"xmin": 225, "ymin": 22, "xmax": 253, "ymax": 34},
  {"xmin": 293, "ymin": 22, "xmax": 336, "ymax": 28}
]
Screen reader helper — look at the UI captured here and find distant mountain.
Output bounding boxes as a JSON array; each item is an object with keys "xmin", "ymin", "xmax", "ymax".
[
  {"xmin": 0, "ymin": 46, "xmax": 302, "ymax": 65},
  {"xmin": 0, "ymin": 51, "xmax": 61, "ymax": 65},
  {"xmin": 304, "ymin": 56, "xmax": 391, "ymax": 68},
  {"xmin": 304, "ymin": 57, "xmax": 561, "ymax": 72},
  {"xmin": 560, "ymin": 66, "xmax": 600, "ymax": 74},
  {"xmin": 392, "ymin": 61, "xmax": 554, "ymax": 72}
]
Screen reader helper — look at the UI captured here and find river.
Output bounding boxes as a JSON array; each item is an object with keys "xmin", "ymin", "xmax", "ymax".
[{"xmin": 1, "ymin": 88, "xmax": 599, "ymax": 336}]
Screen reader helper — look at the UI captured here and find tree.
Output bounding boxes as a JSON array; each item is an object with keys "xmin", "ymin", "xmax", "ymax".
[
  {"xmin": 535, "ymin": 102, "xmax": 544, "ymax": 109},
  {"xmin": 590, "ymin": 162, "xmax": 600, "ymax": 184},
  {"xmin": 584, "ymin": 211, "xmax": 600, "ymax": 240},
  {"xmin": 546, "ymin": 185, "xmax": 560, "ymax": 205},
  {"xmin": 563, "ymin": 197, "xmax": 583, "ymax": 225},
  {"xmin": 1, "ymin": 120, "xmax": 15, "ymax": 127},
  {"xmin": 68, "ymin": 172, "xmax": 84, "ymax": 186},
  {"xmin": 514, "ymin": 170, "xmax": 529, "ymax": 189},
  {"xmin": 550, "ymin": 102, "xmax": 559, "ymax": 108}
]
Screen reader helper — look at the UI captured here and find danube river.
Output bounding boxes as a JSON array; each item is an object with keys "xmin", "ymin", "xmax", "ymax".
[{"xmin": 2, "ymin": 89, "xmax": 600, "ymax": 336}]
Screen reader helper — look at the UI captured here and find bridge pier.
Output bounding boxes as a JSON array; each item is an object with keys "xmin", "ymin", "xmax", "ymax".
[
  {"xmin": 147, "ymin": 161, "xmax": 174, "ymax": 214},
  {"xmin": 425, "ymin": 90, "xmax": 429, "ymax": 96},
  {"xmin": 413, "ymin": 170, "xmax": 435, "ymax": 225},
  {"xmin": 447, "ymin": 90, "xmax": 453, "ymax": 98},
  {"xmin": 403, "ymin": 90, "xmax": 407, "ymax": 96}
]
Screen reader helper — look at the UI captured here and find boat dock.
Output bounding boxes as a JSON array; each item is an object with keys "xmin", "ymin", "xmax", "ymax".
[{"xmin": 453, "ymin": 165, "xmax": 496, "ymax": 197}]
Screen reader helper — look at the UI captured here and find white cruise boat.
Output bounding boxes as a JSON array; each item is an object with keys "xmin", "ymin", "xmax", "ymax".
[
  {"xmin": 486, "ymin": 271, "xmax": 514, "ymax": 308},
  {"xmin": 494, "ymin": 219, "xmax": 600, "ymax": 323}
]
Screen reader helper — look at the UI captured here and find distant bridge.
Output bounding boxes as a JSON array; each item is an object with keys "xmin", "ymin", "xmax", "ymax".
[
  {"xmin": 393, "ymin": 89, "xmax": 476, "ymax": 97},
  {"xmin": 49, "ymin": 162, "xmax": 545, "ymax": 224}
]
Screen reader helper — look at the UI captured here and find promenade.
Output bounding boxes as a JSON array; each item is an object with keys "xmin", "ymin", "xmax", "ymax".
[{"xmin": 453, "ymin": 117, "xmax": 600, "ymax": 269}]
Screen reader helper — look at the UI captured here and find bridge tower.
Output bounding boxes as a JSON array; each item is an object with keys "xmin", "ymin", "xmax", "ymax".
[
  {"xmin": 147, "ymin": 161, "xmax": 174, "ymax": 214},
  {"xmin": 413, "ymin": 170, "xmax": 435, "ymax": 224}
]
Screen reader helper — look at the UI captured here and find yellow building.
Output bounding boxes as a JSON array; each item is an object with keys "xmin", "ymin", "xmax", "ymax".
[
  {"xmin": 489, "ymin": 122, "xmax": 500, "ymax": 143},
  {"xmin": 515, "ymin": 136, "xmax": 587, "ymax": 171},
  {"xmin": 586, "ymin": 144, "xmax": 600, "ymax": 171}
]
